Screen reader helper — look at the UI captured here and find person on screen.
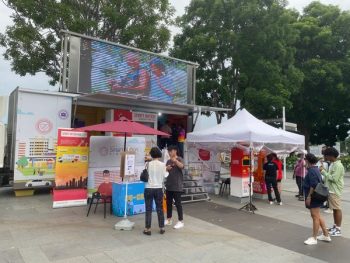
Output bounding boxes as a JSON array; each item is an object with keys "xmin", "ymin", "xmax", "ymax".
[
  {"xmin": 109, "ymin": 52, "xmax": 150, "ymax": 96},
  {"xmin": 149, "ymin": 58, "xmax": 176, "ymax": 103}
]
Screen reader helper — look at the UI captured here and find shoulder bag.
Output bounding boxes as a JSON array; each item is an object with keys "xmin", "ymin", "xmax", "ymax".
[
  {"xmin": 311, "ymin": 172, "xmax": 329, "ymax": 202},
  {"xmin": 140, "ymin": 162, "xmax": 149, "ymax": 183}
]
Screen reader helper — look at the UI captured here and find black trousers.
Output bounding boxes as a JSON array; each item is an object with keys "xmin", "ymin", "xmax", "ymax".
[
  {"xmin": 144, "ymin": 188, "xmax": 164, "ymax": 229},
  {"xmin": 296, "ymin": 176, "xmax": 304, "ymax": 196},
  {"xmin": 265, "ymin": 179, "xmax": 281, "ymax": 203},
  {"xmin": 166, "ymin": 191, "xmax": 183, "ymax": 221}
]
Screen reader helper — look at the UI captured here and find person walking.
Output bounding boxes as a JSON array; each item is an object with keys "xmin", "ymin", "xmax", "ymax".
[
  {"xmin": 293, "ymin": 153, "xmax": 306, "ymax": 201},
  {"xmin": 143, "ymin": 147, "xmax": 167, "ymax": 236},
  {"xmin": 321, "ymin": 147, "xmax": 345, "ymax": 237},
  {"xmin": 303, "ymin": 153, "xmax": 331, "ymax": 245},
  {"xmin": 263, "ymin": 154, "xmax": 282, "ymax": 205},
  {"xmin": 164, "ymin": 145, "xmax": 185, "ymax": 229}
]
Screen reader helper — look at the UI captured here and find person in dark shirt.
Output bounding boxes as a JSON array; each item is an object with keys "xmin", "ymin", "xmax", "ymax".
[
  {"xmin": 263, "ymin": 154, "xmax": 282, "ymax": 205},
  {"xmin": 303, "ymin": 153, "xmax": 331, "ymax": 245},
  {"xmin": 164, "ymin": 145, "xmax": 185, "ymax": 229}
]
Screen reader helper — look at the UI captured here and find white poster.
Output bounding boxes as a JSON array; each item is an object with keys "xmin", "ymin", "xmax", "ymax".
[
  {"xmin": 187, "ymin": 146, "xmax": 221, "ymax": 193},
  {"xmin": 88, "ymin": 136, "xmax": 145, "ymax": 196},
  {"xmin": 14, "ymin": 92, "xmax": 71, "ymax": 189}
]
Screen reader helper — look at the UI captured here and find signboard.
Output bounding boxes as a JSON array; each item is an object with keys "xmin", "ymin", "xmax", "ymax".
[
  {"xmin": 53, "ymin": 129, "xmax": 89, "ymax": 208},
  {"xmin": 69, "ymin": 35, "xmax": 194, "ymax": 105},
  {"xmin": 13, "ymin": 92, "xmax": 71, "ymax": 190},
  {"xmin": 87, "ymin": 136, "xmax": 145, "ymax": 196}
]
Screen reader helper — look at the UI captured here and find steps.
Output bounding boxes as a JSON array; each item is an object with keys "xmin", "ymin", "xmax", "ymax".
[{"xmin": 181, "ymin": 175, "xmax": 210, "ymax": 203}]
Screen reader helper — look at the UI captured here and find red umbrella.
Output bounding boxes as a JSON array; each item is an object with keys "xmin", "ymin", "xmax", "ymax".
[{"xmin": 74, "ymin": 120, "xmax": 169, "ymax": 150}]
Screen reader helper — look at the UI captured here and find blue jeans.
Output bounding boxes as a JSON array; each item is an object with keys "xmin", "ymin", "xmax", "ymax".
[{"xmin": 144, "ymin": 188, "xmax": 164, "ymax": 229}]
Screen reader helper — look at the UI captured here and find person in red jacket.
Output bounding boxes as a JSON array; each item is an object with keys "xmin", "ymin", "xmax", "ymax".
[{"xmin": 271, "ymin": 153, "xmax": 283, "ymax": 195}]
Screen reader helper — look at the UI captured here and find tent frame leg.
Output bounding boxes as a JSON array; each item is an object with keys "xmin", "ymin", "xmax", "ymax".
[{"xmin": 239, "ymin": 146, "xmax": 257, "ymax": 213}]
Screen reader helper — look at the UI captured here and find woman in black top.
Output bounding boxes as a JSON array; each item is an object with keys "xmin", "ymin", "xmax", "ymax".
[
  {"xmin": 165, "ymin": 145, "xmax": 185, "ymax": 229},
  {"xmin": 303, "ymin": 153, "xmax": 331, "ymax": 245}
]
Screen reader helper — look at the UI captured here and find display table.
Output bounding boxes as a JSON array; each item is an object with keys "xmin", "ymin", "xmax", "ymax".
[{"xmin": 112, "ymin": 181, "xmax": 145, "ymax": 217}]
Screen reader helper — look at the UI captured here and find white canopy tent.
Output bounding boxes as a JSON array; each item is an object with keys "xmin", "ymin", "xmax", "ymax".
[{"xmin": 187, "ymin": 108, "xmax": 305, "ymax": 154}]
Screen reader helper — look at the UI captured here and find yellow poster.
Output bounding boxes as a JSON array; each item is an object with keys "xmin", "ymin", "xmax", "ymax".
[{"xmin": 55, "ymin": 146, "xmax": 89, "ymax": 188}]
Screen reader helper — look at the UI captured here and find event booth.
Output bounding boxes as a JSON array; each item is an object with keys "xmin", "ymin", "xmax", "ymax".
[{"xmin": 186, "ymin": 108, "xmax": 305, "ymax": 201}]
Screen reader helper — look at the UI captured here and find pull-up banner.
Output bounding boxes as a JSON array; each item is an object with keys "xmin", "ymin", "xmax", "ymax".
[{"xmin": 53, "ymin": 129, "xmax": 89, "ymax": 208}]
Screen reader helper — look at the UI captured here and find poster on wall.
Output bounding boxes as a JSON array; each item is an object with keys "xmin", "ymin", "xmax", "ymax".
[
  {"xmin": 187, "ymin": 147, "xmax": 221, "ymax": 194},
  {"xmin": 53, "ymin": 129, "xmax": 89, "ymax": 208},
  {"xmin": 13, "ymin": 92, "xmax": 72, "ymax": 190},
  {"xmin": 87, "ymin": 136, "xmax": 145, "ymax": 197}
]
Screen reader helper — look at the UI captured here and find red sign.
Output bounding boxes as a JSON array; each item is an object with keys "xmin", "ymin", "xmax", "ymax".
[
  {"xmin": 57, "ymin": 129, "xmax": 89, "ymax": 147},
  {"xmin": 198, "ymin": 149, "xmax": 211, "ymax": 161}
]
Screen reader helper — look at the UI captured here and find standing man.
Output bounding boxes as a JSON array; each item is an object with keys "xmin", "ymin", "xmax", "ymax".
[
  {"xmin": 321, "ymin": 147, "xmax": 345, "ymax": 237},
  {"xmin": 165, "ymin": 145, "xmax": 185, "ymax": 229},
  {"xmin": 263, "ymin": 154, "xmax": 282, "ymax": 205}
]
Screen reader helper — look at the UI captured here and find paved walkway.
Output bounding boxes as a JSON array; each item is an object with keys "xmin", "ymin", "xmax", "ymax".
[{"xmin": 0, "ymin": 175, "xmax": 349, "ymax": 263}]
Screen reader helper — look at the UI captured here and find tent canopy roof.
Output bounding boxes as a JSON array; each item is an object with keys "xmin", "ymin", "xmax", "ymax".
[{"xmin": 187, "ymin": 109, "xmax": 304, "ymax": 153}]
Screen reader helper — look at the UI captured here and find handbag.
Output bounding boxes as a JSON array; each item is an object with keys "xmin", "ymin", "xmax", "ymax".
[
  {"xmin": 140, "ymin": 163, "xmax": 149, "ymax": 183},
  {"xmin": 311, "ymin": 173, "xmax": 329, "ymax": 202}
]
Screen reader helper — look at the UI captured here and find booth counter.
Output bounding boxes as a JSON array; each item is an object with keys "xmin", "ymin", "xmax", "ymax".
[{"xmin": 112, "ymin": 181, "xmax": 145, "ymax": 217}]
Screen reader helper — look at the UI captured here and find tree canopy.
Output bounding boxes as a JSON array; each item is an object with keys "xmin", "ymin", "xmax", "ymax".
[
  {"xmin": 0, "ymin": 0, "xmax": 174, "ymax": 85},
  {"xmin": 289, "ymin": 1, "xmax": 350, "ymax": 146},
  {"xmin": 171, "ymin": 0, "xmax": 303, "ymax": 120}
]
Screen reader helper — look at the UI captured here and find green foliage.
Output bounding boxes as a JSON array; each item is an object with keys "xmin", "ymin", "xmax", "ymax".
[
  {"xmin": 289, "ymin": 2, "xmax": 350, "ymax": 147},
  {"xmin": 286, "ymin": 154, "xmax": 298, "ymax": 170},
  {"xmin": 339, "ymin": 155, "xmax": 350, "ymax": 171},
  {"xmin": 171, "ymin": 0, "xmax": 303, "ymax": 119},
  {"xmin": 0, "ymin": 0, "xmax": 174, "ymax": 85}
]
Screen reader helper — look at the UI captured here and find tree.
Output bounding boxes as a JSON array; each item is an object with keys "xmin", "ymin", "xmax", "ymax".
[
  {"xmin": 171, "ymin": 0, "xmax": 303, "ymax": 121},
  {"xmin": 0, "ymin": 0, "xmax": 174, "ymax": 85},
  {"xmin": 289, "ymin": 2, "xmax": 350, "ymax": 147},
  {"xmin": 17, "ymin": 156, "xmax": 28, "ymax": 168}
]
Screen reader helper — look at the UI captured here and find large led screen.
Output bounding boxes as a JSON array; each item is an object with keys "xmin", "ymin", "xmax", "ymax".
[{"xmin": 78, "ymin": 39, "xmax": 189, "ymax": 104}]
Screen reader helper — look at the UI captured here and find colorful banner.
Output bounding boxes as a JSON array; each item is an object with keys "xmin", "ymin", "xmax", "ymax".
[
  {"xmin": 13, "ymin": 92, "xmax": 71, "ymax": 190},
  {"xmin": 53, "ymin": 129, "xmax": 89, "ymax": 208}
]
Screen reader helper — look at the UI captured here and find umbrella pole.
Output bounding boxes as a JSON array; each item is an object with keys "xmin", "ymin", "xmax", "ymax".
[{"xmin": 124, "ymin": 133, "xmax": 127, "ymax": 151}]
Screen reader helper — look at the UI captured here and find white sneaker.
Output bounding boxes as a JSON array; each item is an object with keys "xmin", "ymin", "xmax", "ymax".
[
  {"xmin": 164, "ymin": 219, "xmax": 173, "ymax": 226},
  {"xmin": 278, "ymin": 202, "xmax": 283, "ymax": 206},
  {"xmin": 317, "ymin": 234, "xmax": 331, "ymax": 242},
  {"xmin": 269, "ymin": 201, "xmax": 273, "ymax": 205},
  {"xmin": 304, "ymin": 237, "xmax": 317, "ymax": 245},
  {"xmin": 173, "ymin": 221, "xmax": 184, "ymax": 229},
  {"xmin": 324, "ymin": 208, "xmax": 333, "ymax": 214}
]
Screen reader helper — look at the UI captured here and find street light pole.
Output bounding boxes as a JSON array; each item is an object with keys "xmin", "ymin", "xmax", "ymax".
[{"xmin": 283, "ymin": 107, "xmax": 287, "ymax": 180}]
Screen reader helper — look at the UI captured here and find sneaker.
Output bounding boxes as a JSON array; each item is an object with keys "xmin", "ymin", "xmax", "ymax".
[
  {"xmin": 304, "ymin": 237, "xmax": 317, "ymax": 245},
  {"xmin": 164, "ymin": 219, "xmax": 173, "ymax": 226},
  {"xmin": 295, "ymin": 194, "xmax": 300, "ymax": 198},
  {"xmin": 174, "ymin": 221, "xmax": 184, "ymax": 229},
  {"xmin": 324, "ymin": 208, "xmax": 333, "ymax": 214},
  {"xmin": 330, "ymin": 228, "xmax": 342, "ymax": 237},
  {"xmin": 278, "ymin": 202, "xmax": 283, "ymax": 206},
  {"xmin": 269, "ymin": 201, "xmax": 273, "ymax": 205},
  {"xmin": 298, "ymin": 196, "xmax": 304, "ymax": 201},
  {"xmin": 317, "ymin": 234, "xmax": 331, "ymax": 242},
  {"xmin": 327, "ymin": 225, "xmax": 336, "ymax": 232}
]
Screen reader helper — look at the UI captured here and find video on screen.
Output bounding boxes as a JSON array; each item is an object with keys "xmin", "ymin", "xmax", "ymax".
[{"xmin": 79, "ymin": 39, "xmax": 189, "ymax": 104}]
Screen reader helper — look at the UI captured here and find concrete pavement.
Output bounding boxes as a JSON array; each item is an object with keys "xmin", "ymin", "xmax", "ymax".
[{"xmin": 0, "ymin": 175, "xmax": 349, "ymax": 262}]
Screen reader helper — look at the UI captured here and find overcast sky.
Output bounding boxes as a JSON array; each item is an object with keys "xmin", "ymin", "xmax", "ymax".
[{"xmin": 0, "ymin": 0, "xmax": 350, "ymax": 97}]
